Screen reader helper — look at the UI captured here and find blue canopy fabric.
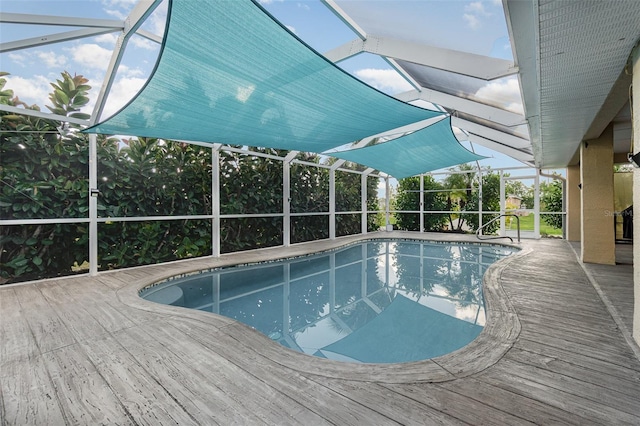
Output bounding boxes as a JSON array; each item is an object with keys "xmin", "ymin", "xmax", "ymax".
[
  {"xmin": 321, "ymin": 294, "xmax": 483, "ymax": 363},
  {"xmin": 83, "ymin": 0, "xmax": 440, "ymax": 153},
  {"xmin": 326, "ymin": 117, "xmax": 485, "ymax": 178}
]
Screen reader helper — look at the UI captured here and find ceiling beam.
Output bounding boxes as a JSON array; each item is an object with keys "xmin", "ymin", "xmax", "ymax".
[
  {"xmin": 1, "ymin": 27, "xmax": 120, "ymax": 53},
  {"xmin": 0, "ymin": 13, "xmax": 123, "ymax": 28},
  {"xmin": 383, "ymin": 57, "xmax": 421, "ymax": 91},
  {"xmin": 583, "ymin": 69, "xmax": 632, "ymax": 141},
  {"xmin": 503, "ymin": 0, "xmax": 541, "ymax": 166},
  {"xmin": 320, "ymin": 0, "xmax": 367, "ymax": 40},
  {"xmin": 0, "ymin": 104, "xmax": 90, "ymax": 126},
  {"xmin": 452, "ymin": 116, "xmax": 530, "ymax": 149},
  {"xmin": 325, "ymin": 35, "xmax": 518, "ymax": 80},
  {"xmin": 135, "ymin": 28, "xmax": 162, "ymax": 44},
  {"xmin": 465, "ymin": 133, "xmax": 534, "ymax": 164},
  {"xmin": 396, "ymin": 88, "xmax": 526, "ymax": 127}
]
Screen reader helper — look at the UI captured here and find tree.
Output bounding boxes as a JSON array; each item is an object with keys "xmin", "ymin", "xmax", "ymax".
[
  {"xmin": 464, "ymin": 170, "xmax": 501, "ymax": 234},
  {"xmin": 1, "ymin": 72, "xmax": 95, "ymax": 282},
  {"xmin": 443, "ymin": 164, "xmax": 476, "ymax": 231},
  {"xmin": 394, "ymin": 175, "xmax": 447, "ymax": 231},
  {"xmin": 219, "ymin": 148, "xmax": 284, "ymax": 253},
  {"xmin": 540, "ymin": 179, "xmax": 563, "ymax": 229},
  {"xmin": 290, "ymin": 155, "xmax": 330, "ymax": 243},
  {"xmin": 0, "ymin": 71, "xmax": 380, "ymax": 283}
]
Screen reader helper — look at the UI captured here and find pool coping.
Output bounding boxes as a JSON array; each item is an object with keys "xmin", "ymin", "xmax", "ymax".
[{"xmin": 116, "ymin": 231, "xmax": 529, "ymax": 384}]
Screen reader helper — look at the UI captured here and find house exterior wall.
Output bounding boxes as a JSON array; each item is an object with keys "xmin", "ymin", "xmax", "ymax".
[{"xmin": 580, "ymin": 124, "xmax": 615, "ymax": 265}]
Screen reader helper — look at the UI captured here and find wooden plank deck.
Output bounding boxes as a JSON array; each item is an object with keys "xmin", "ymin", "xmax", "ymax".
[
  {"xmin": 568, "ymin": 241, "xmax": 637, "ymax": 359},
  {"xmin": 1, "ymin": 233, "xmax": 639, "ymax": 425}
]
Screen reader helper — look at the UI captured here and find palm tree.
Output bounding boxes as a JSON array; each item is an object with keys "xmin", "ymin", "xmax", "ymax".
[{"xmin": 443, "ymin": 164, "xmax": 477, "ymax": 231}]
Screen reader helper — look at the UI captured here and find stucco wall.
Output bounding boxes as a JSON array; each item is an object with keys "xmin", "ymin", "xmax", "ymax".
[{"xmin": 580, "ymin": 125, "xmax": 615, "ymax": 265}]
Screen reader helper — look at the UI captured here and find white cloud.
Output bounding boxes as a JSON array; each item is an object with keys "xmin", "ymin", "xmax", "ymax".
[
  {"xmin": 117, "ymin": 65, "xmax": 145, "ymax": 78},
  {"xmin": 286, "ymin": 25, "xmax": 297, "ymax": 34},
  {"xmin": 4, "ymin": 75, "xmax": 52, "ymax": 108},
  {"xmin": 104, "ymin": 8, "xmax": 127, "ymax": 20},
  {"xmin": 37, "ymin": 51, "xmax": 68, "ymax": 69},
  {"xmin": 99, "ymin": 76, "xmax": 147, "ymax": 118},
  {"xmin": 297, "ymin": 3, "xmax": 310, "ymax": 11},
  {"xmin": 474, "ymin": 78, "xmax": 523, "ymax": 114},
  {"xmin": 102, "ymin": 0, "xmax": 137, "ymax": 7},
  {"xmin": 101, "ymin": 0, "xmax": 137, "ymax": 20},
  {"xmin": 465, "ymin": 1, "xmax": 491, "ymax": 16},
  {"xmin": 353, "ymin": 69, "xmax": 413, "ymax": 94},
  {"xmin": 68, "ymin": 44, "xmax": 113, "ymax": 69},
  {"xmin": 463, "ymin": 1, "xmax": 494, "ymax": 30},
  {"xmin": 130, "ymin": 36, "xmax": 157, "ymax": 50},
  {"xmin": 463, "ymin": 14, "xmax": 481, "ymax": 30},
  {"xmin": 504, "ymin": 102, "xmax": 524, "ymax": 114},
  {"xmin": 95, "ymin": 33, "xmax": 118, "ymax": 46},
  {"xmin": 8, "ymin": 53, "xmax": 27, "ymax": 67},
  {"xmin": 145, "ymin": 3, "xmax": 168, "ymax": 36}
]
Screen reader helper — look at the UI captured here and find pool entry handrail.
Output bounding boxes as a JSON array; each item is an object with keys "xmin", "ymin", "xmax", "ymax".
[{"xmin": 476, "ymin": 214, "xmax": 521, "ymax": 243}]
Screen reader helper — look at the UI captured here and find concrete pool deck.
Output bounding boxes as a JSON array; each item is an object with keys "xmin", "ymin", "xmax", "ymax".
[{"xmin": 1, "ymin": 232, "xmax": 639, "ymax": 424}]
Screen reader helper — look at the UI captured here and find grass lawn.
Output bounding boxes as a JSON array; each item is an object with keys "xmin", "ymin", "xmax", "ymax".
[{"xmin": 507, "ymin": 213, "xmax": 562, "ymax": 236}]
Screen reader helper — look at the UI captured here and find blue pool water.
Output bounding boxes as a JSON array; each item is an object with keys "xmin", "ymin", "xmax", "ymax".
[{"xmin": 140, "ymin": 240, "xmax": 515, "ymax": 363}]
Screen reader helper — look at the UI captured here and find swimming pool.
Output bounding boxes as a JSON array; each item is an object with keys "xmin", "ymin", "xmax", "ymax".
[{"xmin": 140, "ymin": 239, "xmax": 516, "ymax": 363}]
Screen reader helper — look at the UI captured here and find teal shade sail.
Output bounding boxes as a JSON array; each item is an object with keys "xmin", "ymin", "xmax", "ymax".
[
  {"xmin": 327, "ymin": 117, "xmax": 485, "ymax": 178},
  {"xmin": 320, "ymin": 294, "xmax": 483, "ymax": 363},
  {"xmin": 84, "ymin": 0, "xmax": 440, "ymax": 152}
]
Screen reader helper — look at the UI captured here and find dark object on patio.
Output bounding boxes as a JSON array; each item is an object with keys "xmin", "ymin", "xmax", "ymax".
[{"xmin": 622, "ymin": 205, "xmax": 633, "ymax": 240}]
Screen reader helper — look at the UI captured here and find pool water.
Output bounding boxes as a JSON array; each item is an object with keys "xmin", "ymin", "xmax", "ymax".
[{"xmin": 140, "ymin": 240, "xmax": 515, "ymax": 363}]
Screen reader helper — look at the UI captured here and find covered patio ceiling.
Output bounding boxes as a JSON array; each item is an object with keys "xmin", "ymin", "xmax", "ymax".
[{"xmin": 504, "ymin": 0, "xmax": 640, "ymax": 168}]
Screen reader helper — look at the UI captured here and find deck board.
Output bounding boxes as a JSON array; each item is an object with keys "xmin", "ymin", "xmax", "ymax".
[
  {"xmin": 378, "ymin": 381, "xmax": 535, "ymax": 425},
  {"xmin": 1, "ymin": 233, "xmax": 639, "ymax": 425}
]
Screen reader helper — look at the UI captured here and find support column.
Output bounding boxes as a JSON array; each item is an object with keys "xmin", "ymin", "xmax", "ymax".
[
  {"xmin": 361, "ymin": 173, "xmax": 368, "ymax": 234},
  {"xmin": 88, "ymin": 133, "xmax": 98, "ymax": 275},
  {"xmin": 329, "ymin": 169, "xmax": 336, "ymax": 239},
  {"xmin": 580, "ymin": 124, "xmax": 615, "ymax": 264},
  {"xmin": 566, "ymin": 165, "xmax": 581, "ymax": 241},
  {"xmin": 211, "ymin": 146, "xmax": 220, "ymax": 257},
  {"xmin": 631, "ymin": 43, "xmax": 640, "ymax": 346}
]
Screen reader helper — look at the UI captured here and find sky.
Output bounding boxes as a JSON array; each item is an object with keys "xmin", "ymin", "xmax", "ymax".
[{"xmin": 0, "ymin": 0, "xmax": 532, "ymax": 172}]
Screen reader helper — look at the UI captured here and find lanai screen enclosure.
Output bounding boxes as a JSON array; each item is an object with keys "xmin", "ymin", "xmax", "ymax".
[{"xmin": 0, "ymin": 0, "xmax": 544, "ymax": 283}]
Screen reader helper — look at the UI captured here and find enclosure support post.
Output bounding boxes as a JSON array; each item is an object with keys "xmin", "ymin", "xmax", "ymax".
[
  {"xmin": 566, "ymin": 165, "xmax": 581, "ymax": 241},
  {"xmin": 385, "ymin": 176, "xmax": 391, "ymax": 231},
  {"xmin": 329, "ymin": 168, "xmax": 336, "ymax": 239},
  {"xmin": 419, "ymin": 175, "xmax": 424, "ymax": 232},
  {"xmin": 283, "ymin": 151, "xmax": 297, "ymax": 246},
  {"xmin": 88, "ymin": 133, "xmax": 98, "ymax": 276},
  {"xmin": 499, "ymin": 171, "xmax": 506, "ymax": 236},
  {"xmin": 478, "ymin": 167, "xmax": 483, "ymax": 232},
  {"xmin": 361, "ymin": 171, "xmax": 369, "ymax": 234},
  {"xmin": 212, "ymin": 146, "xmax": 221, "ymax": 257},
  {"xmin": 283, "ymin": 162, "xmax": 291, "ymax": 246},
  {"xmin": 534, "ymin": 171, "xmax": 541, "ymax": 239}
]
